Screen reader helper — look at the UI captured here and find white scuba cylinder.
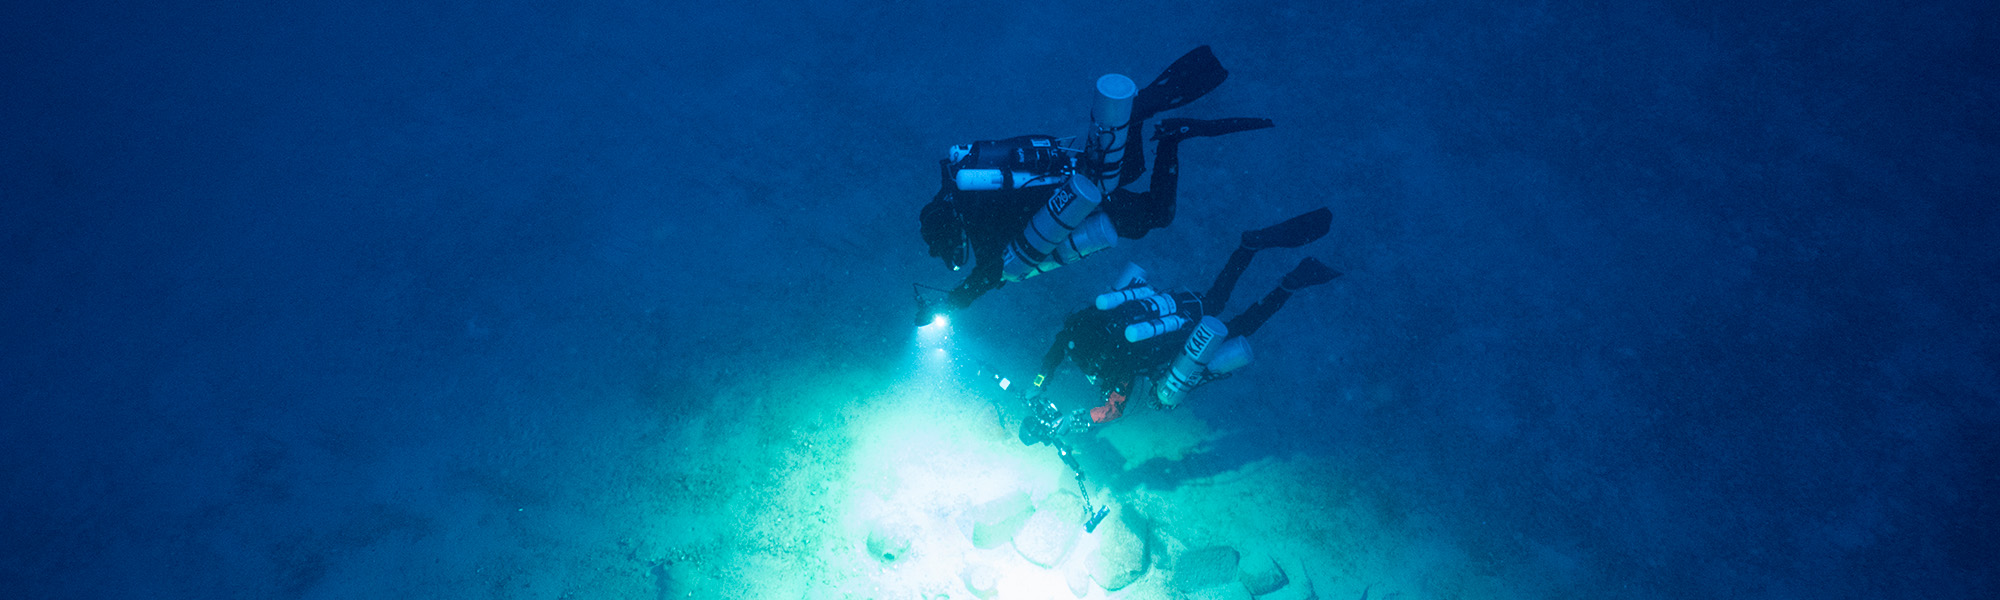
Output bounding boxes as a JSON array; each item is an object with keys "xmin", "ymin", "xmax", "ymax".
[
  {"xmin": 1110, "ymin": 263, "xmax": 1147, "ymax": 290},
  {"xmin": 1132, "ymin": 292, "xmax": 1179, "ymax": 318},
  {"xmin": 1096, "ymin": 285, "xmax": 1156, "ymax": 311},
  {"xmin": 1087, "ymin": 74, "xmax": 1136, "ymax": 193},
  {"xmin": 1120, "ymin": 291, "xmax": 1186, "ymax": 342},
  {"xmin": 947, "ymin": 136, "xmax": 1070, "ymax": 191},
  {"xmin": 1206, "ymin": 337, "xmax": 1254, "ymax": 374},
  {"xmin": 1047, "ymin": 212, "xmax": 1117, "ymax": 266},
  {"xmin": 1000, "ymin": 177, "xmax": 1105, "ymax": 282},
  {"xmin": 1157, "ymin": 316, "xmax": 1229, "ymax": 407},
  {"xmin": 1096, "ymin": 263, "xmax": 1153, "ymax": 310},
  {"xmin": 1125, "ymin": 315, "xmax": 1190, "ymax": 343},
  {"xmin": 954, "ymin": 169, "xmax": 1057, "ymax": 191}
]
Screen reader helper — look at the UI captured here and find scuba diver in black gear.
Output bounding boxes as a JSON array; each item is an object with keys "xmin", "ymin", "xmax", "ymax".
[
  {"xmin": 1017, "ymin": 207, "xmax": 1341, "ymax": 444},
  {"xmin": 916, "ymin": 46, "xmax": 1275, "ymax": 325}
]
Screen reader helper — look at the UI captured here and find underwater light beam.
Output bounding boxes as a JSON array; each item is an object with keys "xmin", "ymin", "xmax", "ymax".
[
  {"xmin": 913, "ymin": 313, "xmax": 955, "ymax": 372},
  {"xmin": 917, "ymin": 314, "xmax": 950, "ymax": 346}
]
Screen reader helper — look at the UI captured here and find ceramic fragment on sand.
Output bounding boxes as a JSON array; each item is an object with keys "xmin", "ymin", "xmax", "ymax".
[
  {"xmin": 967, "ymin": 490, "xmax": 1034, "ymax": 549},
  {"xmin": 961, "ymin": 562, "xmax": 999, "ymax": 600},
  {"xmin": 1237, "ymin": 550, "xmax": 1288, "ymax": 595},
  {"xmin": 866, "ymin": 520, "xmax": 914, "ymax": 563},
  {"xmin": 1014, "ymin": 490, "xmax": 1084, "ymax": 568},
  {"xmin": 1252, "ymin": 555, "xmax": 1316, "ymax": 600},
  {"xmin": 1087, "ymin": 505, "xmax": 1149, "ymax": 591}
]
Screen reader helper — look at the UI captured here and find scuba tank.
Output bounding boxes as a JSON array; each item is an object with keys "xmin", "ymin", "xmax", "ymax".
[
  {"xmin": 1046, "ymin": 212, "xmax": 1118, "ymax": 267},
  {"xmin": 1095, "ymin": 263, "xmax": 1152, "ymax": 310},
  {"xmin": 1096, "ymin": 285, "xmax": 1155, "ymax": 311},
  {"xmin": 1084, "ymin": 74, "xmax": 1136, "ymax": 194},
  {"xmin": 1156, "ymin": 316, "xmax": 1229, "ymax": 408},
  {"xmin": 1121, "ymin": 290, "xmax": 1201, "ymax": 343},
  {"xmin": 947, "ymin": 135, "xmax": 1074, "ymax": 191},
  {"xmin": 1000, "ymin": 177, "xmax": 1108, "ymax": 282},
  {"xmin": 1206, "ymin": 336, "xmax": 1254, "ymax": 375},
  {"xmin": 1108, "ymin": 263, "xmax": 1147, "ymax": 290},
  {"xmin": 1126, "ymin": 314, "xmax": 1189, "ymax": 343}
]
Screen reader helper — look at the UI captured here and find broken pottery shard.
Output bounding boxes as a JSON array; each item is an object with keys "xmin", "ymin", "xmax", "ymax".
[
  {"xmin": 1087, "ymin": 505, "xmax": 1149, "ymax": 591},
  {"xmin": 1253, "ymin": 555, "xmax": 1316, "ymax": 600},
  {"xmin": 961, "ymin": 562, "xmax": 999, "ymax": 600},
  {"xmin": 1013, "ymin": 490, "xmax": 1084, "ymax": 568},
  {"xmin": 866, "ymin": 520, "xmax": 913, "ymax": 563},
  {"xmin": 1237, "ymin": 550, "xmax": 1288, "ymax": 595},
  {"xmin": 968, "ymin": 490, "xmax": 1034, "ymax": 549}
]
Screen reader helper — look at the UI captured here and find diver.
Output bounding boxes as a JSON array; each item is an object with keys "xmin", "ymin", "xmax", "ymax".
[
  {"xmin": 1019, "ymin": 207, "xmax": 1341, "ymax": 443},
  {"xmin": 915, "ymin": 46, "xmax": 1275, "ymax": 325}
]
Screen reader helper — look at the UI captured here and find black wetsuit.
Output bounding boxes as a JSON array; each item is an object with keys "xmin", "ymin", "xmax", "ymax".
[
  {"xmin": 1038, "ymin": 297, "xmax": 1194, "ymax": 396},
  {"xmin": 929, "ymin": 46, "xmax": 1259, "ymax": 310},
  {"xmin": 938, "ymin": 137, "xmax": 1186, "ymax": 309},
  {"xmin": 939, "ymin": 184, "xmax": 1045, "ymax": 308},
  {"xmin": 1035, "ymin": 238, "xmax": 1309, "ymax": 396}
]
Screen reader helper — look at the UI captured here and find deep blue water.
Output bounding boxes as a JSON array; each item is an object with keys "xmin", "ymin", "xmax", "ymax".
[{"xmin": 3, "ymin": 0, "xmax": 1994, "ymax": 598}]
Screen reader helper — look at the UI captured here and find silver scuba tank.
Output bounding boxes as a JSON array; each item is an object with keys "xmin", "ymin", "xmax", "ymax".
[
  {"xmin": 1206, "ymin": 336, "xmax": 1254, "ymax": 375},
  {"xmin": 947, "ymin": 136, "xmax": 1072, "ymax": 191},
  {"xmin": 1046, "ymin": 212, "xmax": 1118, "ymax": 266},
  {"xmin": 1125, "ymin": 315, "xmax": 1190, "ymax": 343},
  {"xmin": 1109, "ymin": 263, "xmax": 1147, "ymax": 290},
  {"xmin": 1096, "ymin": 263, "xmax": 1153, "ymax": 310},
  {"xmin": 1156, "ymin": 316, "xmax": 1229, "ymax": 407},
  {"xmin": 1085, "ymin": 74, "xmax": 1136, "ymax": 194},
  {"xmin": 1121, "ymin": 291, "xmax": 1197, "ymax": 343},
  {"xmin": 1000, "ymin": 176, "xmax": 1105, "ymax": 282},
  {"xmin": 1096, "ymin": 285, "xmax": 1156, "ymax": 311}
]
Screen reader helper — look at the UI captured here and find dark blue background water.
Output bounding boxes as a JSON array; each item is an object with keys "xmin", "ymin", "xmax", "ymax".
[{"xmin": 4, "ymin": 0, "xmax": 1993, "ymax": 598}]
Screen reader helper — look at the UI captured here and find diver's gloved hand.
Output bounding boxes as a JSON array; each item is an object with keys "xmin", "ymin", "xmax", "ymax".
[
  {"xmin": 946, "ymin": 285, "xmax": 982, "ymax": 310},
  {"xmin": 1063, "ymin": 408, "xmax": 1097, "ymax": 434}
]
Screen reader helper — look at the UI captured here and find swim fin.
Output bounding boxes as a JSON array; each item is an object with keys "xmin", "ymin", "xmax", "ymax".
[
  {"xmin": 1132, "ymin": 46, "xmax": 1230, "ymax": 122},
  {"xmin": 1281, "ymin": 257, "xmax": 1342, "ymax": 290},
  {"xmin": 1154, "ymin": 117, "xmax": 1275, "ymax": 143},
  {"xmin": 1241, "ymin": 207, "xmax": 1332, "ymax": 250}
]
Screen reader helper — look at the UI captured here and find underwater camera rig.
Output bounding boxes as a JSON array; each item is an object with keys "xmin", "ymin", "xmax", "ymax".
[{"xmin": 967, "ymin": 361, "xmax": 1112, "ymax": 533}]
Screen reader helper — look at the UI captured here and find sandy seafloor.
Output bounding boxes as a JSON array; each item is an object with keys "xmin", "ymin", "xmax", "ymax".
[{"xmin": 2, "ymin": 1, "xmax": 1995, "ymax": 598}]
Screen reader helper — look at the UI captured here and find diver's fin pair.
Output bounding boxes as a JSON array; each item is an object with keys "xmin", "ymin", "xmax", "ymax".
[
  {"xmin": 1249, "ymin": 208, "xmax": 1341, "ymax": 289},
  {"xmin": 1222, "ymin": 254, "xmax": 1341, "ymax": 338},
  {"xmin": 1133, "ymin": 46, "xmax": 1230, "ymax": 122}
]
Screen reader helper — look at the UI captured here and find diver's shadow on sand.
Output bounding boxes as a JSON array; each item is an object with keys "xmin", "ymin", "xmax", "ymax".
[{"xmin": 1070, "ymin": 430, "xmax": 1277, "ymax": 494}]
